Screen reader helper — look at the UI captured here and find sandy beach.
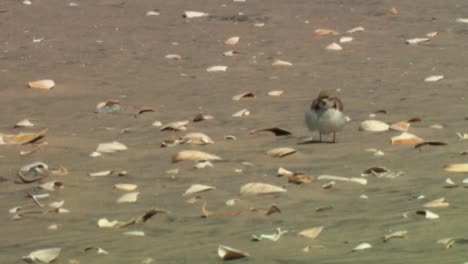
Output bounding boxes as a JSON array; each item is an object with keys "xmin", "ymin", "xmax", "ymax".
[{"xmin": 1, "ymin": 0, "xmax": 468, "ymax": 263}]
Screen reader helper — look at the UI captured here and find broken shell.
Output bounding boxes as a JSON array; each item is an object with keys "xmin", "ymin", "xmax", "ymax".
[
  {"xmin": 315, "ymin": 28, "xmax": 338, "ymax": 35},
  {"xmin": 40, "ymin": 181, "xmax": 64, "ymax": 192},
  {"xmin": 391, "ymin": 132, "xmax": 424, "ymax": 145},
  {"xmin": 124, "ymin": 231, "xmax": 145, "ymax": 237},
  {"xmin": 89, "ymin": 170, "xmax": 113, "ymax": 177},
  {"xmin": 117, "ymin": 192, "xmax": 139, "ymax": 203},
  {"xmin": 426, "ymin": 31, "xmax": 438, "ymax": 37},
  {"xmin": 383, "ymin": 230, "xmax": 408, "ymax": 242},
  {"xmin": 272, "ymin": 59, "xmax": 292, "ymax": 66},
  {"xmin": 390, "ymin": 121, "xmax": 411, "ymax": 132},
  {"xmin": 298, "ymin": 226, "xmax": 324, "ymax": 239},
  {"xmin": 224, "ymin": 135, "xmax": 237, "ymax": 140},
  {"xmin": 456, "ymin": 18, "xmax": 468, "ymax": 23},
  {"xmin": 359, "ymin": 120, "xmax": 389, "ymax": 132},
  {"xmin": 181, "ymin": 132, "xmax": 214, "ymax": 145},
  {"xmin": 232, "ymin": 109, "xmax": 250, "ymax": 117},
  {"xmin": 444, "ymin": 163, "xmax": 468, "ymax": 172},
  {"xmin": 326, "ymin": 42, "xmax": 342, "ymax": 51},
  {"xmin": 288, "ymin": 174, "xmax": 313, "ymax": 184},
  {"xmin": 146, "ymin": 10, "xmax": 160, "ymax": 16},
  {"xmin": 183, "ymin": 11, "xmax": 208, "ymax": 18},
  {"xmin": 160, "ymin": 120, "xmax": 189, "ymax": 131},
  {"xmin": 268, "ymin": 90, "xmax": 283, "ymax": 96},
  {"xmin": 224, "ymin": 36, "xmax": 240, "ymax": 45},
  {"xmin": 96, "ymin": 100, "xmax": 120, "ymax": 113},
  {"xmin": 267, "ymin": 147, "xmax": 296, "ymax": 158},
  {"xmin": 424, "ymin": 75, "xmax": 444, "ymax": 82},
  {"xmin": 444, "ymin": 178, "xmax": 458, "ymax": 188},
  {"xmin": 114, "ymin": 183, "xmax": 138, "ymax": 191},
  {"xmin": 195, "ymin": 160, "xmax": 214, "ymax": 169},
  {"xmin": 424, "ymin": 197, "xmax": 449, "ymax": 208},
  {"xmin": 223, "ymin": 50, "xmax": 239, "ymax": 56},
  {"xmin": 240, "ymin": 182, "xmax": 287, "ymax": 195},
  {"xmin": 388, "ymin": 7, "xmax": 398, "ymax": 14},
  {"xmin": 339, "ymin": 37, "xmax": 353, "ymax": 43},
  {"xmin": 192, "ymin": 113, "xmax": 214, "ymax": 122},
  {"xmin": 317, "ymin": 175, "xmax": 367, "ymax": 185},
  {"xmin": 201, "ymin": 202, "xmax": 241, "ymax": 217},
  {"xmin": 265, "ymin": 204, "xmax": 281, "ymax": 216},
  {"xmin": 206, "ymin": 65, "xmax": 228, "ymax": 72},
  {"xmin": 347, "ymin": 26, "xmax": 365, "ymax": 33},
  {"xmin": 97, "ymin": 218, "xmax": 121, "ymax": 228},
  {"xmin": 172, "ymin": 150, "xmax": 222, "ymax": 162},
  {"xmin": 28, "ymin": 80, "xmax": 55, "ymax": 90},
  {"xmin": 352, "ymin": 243, "xmax": 372, "ymax": 252},
  {"xmin": 416, "ymin": 210, "xmax": 439, "ymax": 219},
  {"xmin": 232, "ymin": 92, "xmax": 255, "ymax": 101},
  {"xmin": 22, "ymin": 248, "xmax": 61, "ymax": 263},
  {"xmin": 277, "ymin": 167, "xmax": 294, "ymax": 177},
  {"xmin": 96, "ymin": 141, "xmax": 128, "ymax": 153},
  {"xmin": 405, "ymin": 38, "xmax": 430, "ymax": 44},
  {"xmin": 15, "ymin": 119, "xmax": 35, "ymax": 128},
  {"xmin": 321, "ymin": 181, "xmax": 335, "ymax": 189},
  {"xmin": 165, "ymin": 54, "xmax": 182, "ymax": 60},
  {"xmin": 183, "ymin": 184, "xmax": 215, "ymax": 196},
  {"xmin": 217, "ymin": 245, "xmax": 249, "ymax": 261},
  {"xmin": 0, "ymin": 128, "xmax": 48, "ymax": 145}
]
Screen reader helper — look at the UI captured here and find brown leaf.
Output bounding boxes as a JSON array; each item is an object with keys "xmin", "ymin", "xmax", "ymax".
[
  {"xmin": 119, "ymin": 208, "xmax": 169, "ymax": 228},
  {"xmin": 407, "ymin": 117, "xmax": 422, "ymax": 123}
]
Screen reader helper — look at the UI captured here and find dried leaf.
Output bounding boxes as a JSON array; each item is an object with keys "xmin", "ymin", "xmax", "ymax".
[
  {"xmin": 267, "ymin": 147, "xmax": 296, "ymax": 158},
  {"xmin": 218, "ymin": 245, "xmax": 249, "ymax": 261},
  {"xmin": 299, "ymin": 226, "xmax": 324, "ymax": 239},
  {"xmin": 183, "ymin": 184, "xmax": 215, "ymax": 196},
  {"xmin": 22, "ymin": 248, "xmax": 61, "ymax": 263},
  {"xmin": 117, "ymin": 192, "xmax": 139, "ymax": 203},
  {"xmin": 232, "ymin": 92, "xmax": 255, "ymax": 101},
  {"xmin": 250, "ymin": 127, "xmax": 292, "ymax": 136},
  {"xmin": 240, "ymin": 182, "xmax": 287, "ymax": 195},
  {"xmin": 172, "ymin": 150, "xmax": 222, "ymax": 162},
  {"xmin": 0, "ymin": 128, "xmax": 47, "ymax": 145},
  {"xmin": 28, "ymin": 79, "xmax": 55, "ymax": 90}
]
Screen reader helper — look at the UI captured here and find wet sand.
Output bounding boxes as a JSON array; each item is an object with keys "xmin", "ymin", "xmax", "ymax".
[{"xmin": 1, "ymin": 0, "xmax": 468, "ymax": 263}]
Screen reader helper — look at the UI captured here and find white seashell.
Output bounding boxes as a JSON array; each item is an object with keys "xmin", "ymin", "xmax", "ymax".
[
  {"xmin": 268, "ymin": 90, "xmax": 283, "ymax": 96},
  {"xmin": 360, "ymin": 194, "xmax": 368, "ymax": 199},
  {"xmin": 160, "ymin": 120, "xmax": 189, "ymax": 131},
  {"xmin": 347, "ymin": 26, "xmax": 365, "ymax": 33},
  {"xmin": 383, "ymin": 230, "xmax": 408, "ymax": 242},
  {"xmin": 28, "ymin": 79, "xmax": 55, "ymax": 90},
  {"xmin": 298, "ymin": 226, "xmax": 323, "ymax": 239},
  {"xmin": 206, "ymin": 65, "xmax": 228, "ymax": 72},
  {"xmin": 124, "ymin": 231, "xmax": 145, "ymax": 236},
  {"xmin": 359, "ymin": 120, "xmax": 389, "ymax": 132},
  {"xmin": 424, "ymin": 197, "xmax": 449, "ymax": 208},
  {"xmin": 426, "ymin": 31, "xmax": 438, "ymax": 37},
  {"xmin": 272, "ymin": 59, "xmax": 293, "ymax": 66},
  {"xmin": 96, "ymin": 141, "xmax": 127, "ymax": 153},
  {"xmin": 326, "ymin": 42, "xmax": 342, "ymax": 51},
  {"xmin": 232, "ymin": 108, "xmax": 250, "ymax": 117},
  {"xmin": 389, "ymin": 121, "xmax": 410, "ymax": 132},
  {"xmin": 223, "ymin": 50, "xmax": 238, "ymax": 56},
  {"xmin": 267, "ymin": 147, "xmax": 296, "ymax": 158},
  {"xmin": 217, "ymin": 245, "xmax": 249, "ymax": 261},
  {"xmin": 391, "ymin": 132, "xmax": 424, "ymax": 145},
  {"xmin": 48, "ymin": 200, "xmax": 64, "ymax": 208},
  {"xmin": 240, "ymin": 182, "xmax": 287, "ymax": 195},
  {"xmin": 15, "ymin": 119, "xmax": 35, "ymax": 128},
  {"xmin": 172, "ymin": 150, "xmax": 222, "ymax": 162},
  {"xmin": 152, "ymin": 121, "xmax": 162, "ymax": 127},
  {"xmin": 22, "ymin": 248, "xmax": 61, "ymax": 263},
  {"xmin": 444, "ymin": 178, "xmax": 457, "ymax": 188},
  {"xmin": 97, "ymin": 218, "xmax": 120, "ymax": 228},
  {"xmin": 165, "ymin": 54, "xmax": 181, "ymax": 60},
  {"xmin": 232, "ymin": 92, "xmax": 255, "ymax": 101},
  {"xmin": 225, "ymin": 199, "xmax": 238, "ymax": 206},
  {"xmin": 277, "ymin": 167, "xmax": 294, "ymax": 177},
  {"xmin": 318, "ymin": 175, "xmax": 367, "ymax": 185},
  {"xmin": 90, "ymin": 152, "xmax": 101, "ymax": 157},
  {"xmin": 224, "ymin": 36, "xmax": 240, "ymax": 45},
  {"xmin": 23, "ymin": 0, "xmax": 32, "ymax": 5},
  {"xmin": 183, "ymin": 184, "xmax": 215, "ymax": 196},
  {"xmin": 88, "ymin": 170, "xmax": 113, "ymax": 177},
  {"xmin": 417, "ymin": 210, "xmax": 439, "ymax": 219},
  {"xmin": 352, "ymin": 243, "xmax": 372, "ymax": 252},
  {"xmin": 254, "ymin": 22, "xmax": 265, "ymax": 27},
  {"xmin": 117, "ymin": 192, "xmax": 139, "ymax": 203},
  {"xmin": 339, "ymin": 37, "xmax": 353, "ymax": 43},
  {"xmin": 146, "ymin": 10, "xmax": 160, "ymax": 16},
  {"xmin": 424, "ymin": 75, "xmax": 444, "ymax": 82},
  {"xmin": 405, "ymin": 38, "xmax": 430, "ymax": 44},
  {"xmin": 181, "ymin": 132, "xmax": 214, "ymax": 145},
  {"xmin": 195, "ymin": 160, "xmax": 214, "ymax": 169},
  {"xmin": 456, "ymin": 18, "xmax": 468, "ymax": 23},
  {"xmin": 114, "ymin": 183, "xmax": 138, "ymax": 191},
  {"xmin": 183, "ymin": 11, "xmax": 208, "ymax": 18}
]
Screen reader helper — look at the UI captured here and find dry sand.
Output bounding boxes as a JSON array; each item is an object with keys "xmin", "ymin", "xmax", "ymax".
[{"xmin": 1, "ymin": 0, "xmax": 468, "ymax": 263}]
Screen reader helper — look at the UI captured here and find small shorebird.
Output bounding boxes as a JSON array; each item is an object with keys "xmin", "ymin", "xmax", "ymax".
[{"xmin": 305, "ymin": 90, "xmax": 347, "ymax": 143}]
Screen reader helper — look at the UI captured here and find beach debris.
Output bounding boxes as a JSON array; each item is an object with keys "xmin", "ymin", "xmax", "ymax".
[
  {"xmin": 160, "ymin": 120, "xmax": 189, "ymax": 131},
  {"xmin": 250, "ymin": 127, "xmax": 292, "ymax": 136},
  {"xmin": 406, "ymin": 38, "xmax": 430, "ymax": 44},
  {"xmin": 272, "ymin": 59, "xmax": 293, "ymax": 66},
  {"xmin": 359, "ymin": 120, "xmax": 389, "ymax": 132},
  {"xmin": 172, "ymin": 150, "xmax": 222, "ymax": 162},
  {"xmin": 268, "ymin": 90, "xmax": 283, "ymax": 96},
  {"xmin": 96, "ymin": 100, "xmax": 120, "ymax": 113},
  {"xmin": 388, "ymin": 7, "xmax": 398, "ymax": 14},
  {"xmin": 326, "ymin": 42, "xmax": 343, "ymax": 51},
  {"xmin": 267, "ymin": 147, "xmax": 296, "ymax": 158},
  {"xmin": 252, "ymin": 227, "xmax": 287, "ymax": 242},
  {"xmin": 317, "ymin": 175, "xmax": 367, "ymax": 185},
  {"xmin": 217, "ymin": 245, "xmax": 249, "ymax": 261},
  {"xmin": 383, "ymin": 230, "xmax": 408, "ymax": 242},
  {"xmin": 456, "ymin": 133, "xmax": 468, "ymax": 140},
  {"xmin": 224, "ymin": 36, "xmax": 240, "ymax": 45},
  {"xmin": 124, "ymin": 230, "xmax": 145, "ymax": 237},
  {"xmin": 352, "ymin": 243, "xmax": 372, "ymax": 252},
  {"xmin": 22, "ymin": 248, "xmax": 61, "ymax": 263},
  {"xmin": 426, "ymin": 32, "xmax": 438, "ymax": 37},
  {"xmin": 391, "ymin": 132, "xmax": 424, "ymax": 145},
  {"xmin": 40, "ymin": 181, "xmax": 64, "ymax": 192},
  {"xmin": 424, "ymin": 198, "xmax": 449, "ymax": 208},
  {"xmin": 288, "ymin": 174, "xmax": 313, "ymax": 184},
  {"xmin": 97, "ymin": 218, "xmax": 121, "ymax": 228},
  {"xmin": 389, "ymin": 121, "xmax": 411, "ymax": 132},
  {"xmin": 114, "ymin": 183, "xmax": 138, "ymax": 191},
  {"xmin": 89, "ymin": 170, "xmax": 113, "ymax": 177},
  {"xmin": 365, "ymin": 148, "xmax": 385, "ymax": 156},
  {"xmin": 0, "ymin": 128, "xmax": 47, "ymax": 145},
  {"xmin": 232, "ymin": 92, "xmax": 255, "ymax": 101},
  {"xmin": 117, "ymin": 192, "xmax": 139, "ymax": 203},
  {"xmin": 298, "ymin": 226, "xmax": 324, "ymax": 239},
  {"xmin": 20, "ymin": 141, "xmax": 48, "ymax": 156},
  {"xmin": 456, "ymin": 18, "xmax": 468, "ymax": 23},
  {"xmin": 96, "ymin": 141, "xmax": 128, "ymax": 153},
  {"xmin": 165, "ymin": 54, "xmax": 182, "ymax": 60},
  {"xmin": 119, "ymin": 208, "xmax": 169, "ymax": 228},
  {"xmin": 17, "ymin": 162, "xmax": 49, "ymax": 183},
  {"xmin": 339, "ymin": 37, "xmax": 353, "ymax": 43},
  {"xmin": 50, "ymin": 166, "xmax": 67, "ymax": 177},
  {"xmin": 134, "ymin": 108, "xmax": 155, "ymax": 118},
  {"xmin": 444, "ymin": 178, "xmax": 458, "ymax": 188},
  {"xmin": 192, "ymin": 113, "xmax": 214, "ymax": 122},
  {"xmin": 83, "ymin": 247, "xmax": 109, "ymax": 255},
  {"xmin": 321, "ymin": 181, "xmax": 335, "ymax": 189},
  {"xmin": 315, "ymin": 28, "xmax": 338, "ymax": 35},
  {"xmin": 240, "ymin": 182, "xmax": 287, "ymax": 195},
  {"xmin": 361, "ymin": 167, "xmax": 403, "ymax": 179},
  {"xmin": 424, "ymin": 75, "xmax": 444, "ymax": 82},
  {"xmin": 265, "ymin": 204, "xmax": 281, "ymax": 216},
  {"xmin": 232, "ymin": 109, "xmax": 250, "ymax": 117},
  {"xmin": 195, "ymin": 160, "xmax": 214, "ymax": 169},
  {"xmin": 277, "ymin": 167, "xmax": 294, "ymax": 177},
  {"xmin": 15, "ymin": 119, "xmax": 35, "ymax": 128},
  {"xmin": 444, "ymin": 163, "xmax": 468, "ymax": 172},
  {"xmin": 181, "ymin": 132, "xmax": 214, "ymax": 145},
  {"xmin": 407, "ymin": 117, "xmax": 422, "ymax": 123},
  {"xmin": 146, "ymin": 10, "xmax": 160, "ymax": 16},
  {"xmin": 28, "ymin": 80, "xmax": 55, "ymax": 90},
  {"xmin": 201, "ymin": 202, "xmax": 241, "ymax": 217},
  {"xmin": 206, "ymin": 65, "xmax": 228, "ymax": 72},
  {"xmin": 416, "ymin": 210, "xmax": 439, "ymax": 219},
  {"xmin": 183, "ymin": 184, "xmax": 215, "ymax": 196},
  {"xmin": 223, "ymin": 50, "xmax": 239, "ymax": 56},
  {"xmin": 161, "ymin": 139, "xmax": 182, "ymax": 149},
  {"xmin": 414, "ymin": 141, "xmax": 447, "ymax": 149},
  {"xmin": 316, "ymin": 205, "xmax": 333, "ymax": 212},
  {"xmin": 183, "ymin": 11, "xmax": 208, "ymax": 18},
  {"xmin": 224, "ymin": 135, "xmax": 237, "ymax": 140},
  {"xmin": 347, "ymin": 26, "xmax": 365, "ymax": 33},
  {"xmin": 437, "ymin": 238, "xmax": 468, "ymax": 249}
]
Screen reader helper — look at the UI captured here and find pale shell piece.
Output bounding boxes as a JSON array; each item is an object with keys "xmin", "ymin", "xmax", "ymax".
[
  {"xmin": 424, "ymin": 75, "xmax": 444, "ymax": 82},
  {"xmin": 360, "ymin": 194, "xmax": 368, "ymax": 199},
  {"xmin": 206, "ymin": 65, "xmax": 228, "ymax": 72},
  {"xmin": 424, "ymin": 197, "xmax": 449, "ymax": 208},
  {"xmin": 416, "ymin": 210, "xmax": 439, "ymax": 219},
  {"xmin": 232, "ymin": 108, "xmax": 250, "ymax": 117},
  {"xmin": 352, "ymin": 243, "xmax": 372, "ymax": 252},
  {"xmin": 160, "ymin": 120, "xmax": 189, "ymax": 131},
  {"xmin": 272, "ymin": 59, "xmax": 293, "ymax": 66},
  {"xmin": 347, "ymin": 26, "xmax": 365, "ymax": 33},
  {"xmin": 240, "ymin": 182, "xmax": 287, "ymax": 195},
  {"xmin": 456, "ymin": 18, "xmax": 468, "ymax": 23},
  {"xmin": 146, "ymin": 10, "xmax": 160, "ymax": 16},
  {"xmin": 183, "ymin": 11, "xmax": 208, "ymax": 18},
  {"xmin": 267, "ymin": 147, "xmax": 296, "ymax": 158},
  {"xmin": 165, "ymin": 54, "xmax": 182, "ymax": 60},
  {"xmin": 23, "ymin": 0, "xmax": 32, "ymax": 5},
  {"xmin": 359, "ymin": 120, "xmax": 390, "ymax": 132},
  {"xmin": 277, "ymin": 167, "xmax": 294, "ymax": 177},
  {"xmin": 268, "ymin": 90, "xmax": 283, "ymax": 96},
  {"xmin": 456, "ymin": 133, "xmax": 468, "ymax": 140},
  {"xmin": 181, "ymin": 132, "xmax": 214, "ymax": 145},
  {"xmin": 15, "ymin": 119, "xmax": 35, "ymax": 128},
  {"xmin": 232, "ymin": 92, "xmax": 255, "ymax": 101},
  {"xmin": 384, "ymin": 230, "xmax": 408, "ymax": 242},
  {"xmin": 389, "ymin": 121, "xmax": 411, "ymax": 132},
  {"xmin": 117, "ymin": 192, "xmax": 139, "ymax": 203},
  {"xmin": 224, "ymin": 135, "xmax": 237, "ymax": 140},
  {"xmin": 0, "ymin": 128, "xmax": 48, "ymax": 145},
  {"xmin": 195, "ymin": 160, "xmax": 214, "ymax": 169},
  {"xmin": 97, "ymin": 218, "xmax": 120, "ymax": 228},
  {"xmin": 426, "ymin": 32, "xmax": 438, "ymax": 37},
  {"xmin": 321, "ymin": 181, "xmax": 335, "ymax": 189},
  {"xmin": 40, "ymin": 181, "xmax": 64, "ymax": 192},
  {"xmin": 314, "ymin": 28, "xmax": 338, "ymax": 35},
  {"xmin": 49, "ymin": 200, "xmax": 64, "ymax": 208},
  {"xmin": 22, "ymin": 248, "xmax": 61, "ymax": 263},
  {"xmin": 183, "ymin": 184, "xmax": 215, "ymax": 196},
  {"xmin": 28, "ymin": 80, "xmax": 55, "ymax": 90},
  {"xmin": 225, "ymin": 199, "xmax": 238, "ymax": 207},
  {"xmin": 172, "ymin": 150, "xmax": 222, "ymax": 162},
  {"xmin": 152, "ymin": 121, "xmax": 162, "ymax": 127},
  {"xmin": 317, "ymin": 175, "xmax": 367, "ymax": 185},
  {"xmin": 96, "ymin": 141, "xmax": 128, "ymax": 153},
  {"xmin": 444, "ymin": 178, "xmax": 458, "ymax": 188},
  {"xmin": 339, "ymin": 37, "xmax": 353, "ymax": 43},
  {"xmin": 90, "ymin": 152, "xmax": 101, "ymax": 157},
  {"xmin": 88, "ymin": 170, "xmax": 113, "ymax": 177},
  {"xmin": 391, "ymin": 132, "xmax": 424, "ymax": 145},
  {"xmin": 224, "ymin": 36, "xmax": 240, "ymax": 45},
  {"xmin": 217, "ymin": 245, "xmax": 249, "ymax": 261},
  {"xmin": 444, "ymin": 163, "xmax": 468, "ymax": 172},
  {"xmin": 114, "ymin": 183, "xmax": 138, "ymax": 191},
  {"xmin": 298, "ymin": 226, "xmax": 323, "ymax": 239},
  {"xmin": 124, "ymin": 231, "xmax": 145, "ymax": 236},
  {"xmin": 223, "ymin": 50, "xmax": 239, "ymax": 56},
  {"xmin": 254, "ymin": 228, "xmax": 288, "ymax": 242},
  {"xmin": 405, "ymin": 38, "xmax": 430, "ymax": 44},
  {"xmin": 48, "ymin": 224, "xmax": 59, "ymax": 231},
  {"xmin": 326, "ymin": 42, "xmax": 342, "ymax": 51}
]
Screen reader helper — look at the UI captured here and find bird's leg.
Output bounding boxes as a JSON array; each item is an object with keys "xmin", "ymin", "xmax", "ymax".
[
  {"xmin": 332, "ymin": 132, "xmax": 336, "ymax": 143},
  {"xmin": 319, "ymin": 132, "xmax": 322, "ymax": 142}
]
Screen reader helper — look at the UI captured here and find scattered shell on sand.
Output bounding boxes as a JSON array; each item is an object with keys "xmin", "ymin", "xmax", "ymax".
[
  {"xmin": 223, "ymin": 50, "xmax": 239, "ymax": 56},
  {"xmin": 114, "ymin": 183, "xmax": 138, "ymax": 191},
  {"xmin": 183, "ymin": 11, "xmax": 208, "ymax": 18},
  {"xmin": 28, "ymin": 79, "xmax": 55, "ymax": 90},
  {"xmin": 424, "ymin": 75, "xmax": 444, "ymax": 82},
  {"xmin": 298, "ymin": 226, "xmax": 323, "ymax": 239},
  {"xmin": 201, "ymin": 202, "xmax": 241, "ymax": 217},
  {"xmin": 352, "ymin": 243, "xmax": 372, "ymax": 252},
  {"xmin": 183, "ymin": 184, "xmax": 215, "ymax": 196},
  {"xmin": 406, "ymin": 38, "xmax": 430, "ymax": 44},
  {"xmin": 315, "ymin": 28, "xmax": 338, "ymax": 35},
  {"xmin": 317, "ymin": 175, "xmax": 367, "ymax": 185},
  {"xmin": 160, "ymin": 120, "xmax": 189, "ymax": 131},
  {"xmin": 15, "ymin": 119, "xmax": 35, "ymax": 128},
  {"xmin": 124, "ymin": 230, "xmax": 145, "ymax": 237},
  {"xmin": 347, "ymin": 26, "xmax": 365, "ymax": 33},
  {"xmin": 444, "ymin": 163, "xmax": 468, "ymax": 172},
  {"xmin": 424, "ymin": 197, "xmax": 449, "ymax": 208},
  {"xmin": 117, "ymin": 192, "xmax": 139, "ymax": 203},
  {"xmin": 339, "ymin": 37, "xmax": 353, "ymax": 43},
  {"xmin": 224, "ymin": 36, "xmax": 240, "ymax": 45},
  {"xmin": 240, "ymin": 182, "xmax": 287, "ymax": 195},
  {"xmin": 456, "ymin": 18, "xmax": 468, "ymax": 23},
  {"xmin": 383, "ymin": 230, "xmax": 408, "ymax": 242},
  {"xmin": 232, "ymin": 92, "xmax": 255, "ymax": 101},
  {"xmin": 267, "ymin": 147, "xmax": 296, "ymax": 158},
  {"xmin": 97, "ymin": 218, "xmax": 121, "ymax": 228},
  {"xmin": 391, "ymin": 132, "xmax": 424, "ymax": 145},
  {"xmin": 390, "ymin": 121, "xmax": 411, "ymax": 132},
  {"xmin": 272, "ymin": 59, "xmax": 292, "ymax": 66},
  {"xmin": 146, "ymin": 10, "xmax": 160, "ymax": 16},
  {"xmin": 232, "ymin": 108, "xmax": 250, "ymax": 117},
  {"xmin": 96, "ymin": 100, "xmax": 120, "ymax": 113},
  {"xmin": 22, "ymin": 248, "xmax": 61, "ymax": 263},
  {"xmin": 444, "ymin": 178, "xmax": 458, "ymax": 188},
  {"xmin": 172, "ymin": 150, "xmax": 222, "ymax": 162},
  {"xmin": 416, "ymin": 210, "xmax": 439, "ymax": 219},
  {"xmin": 326, "ymin": 42, "xmax": 343, "ymax": 51},
  {"xmin": 426, "ymin": 31, "xmax": 438, "ymax": 37},
  {"xmin": 165, "ymin": 54, "xmax": 182, "ymax": 60},
  {"xmin": 268, "ymin": 90, "xmax": 283, "ymax": 96},
  {"xmin": 206, "ymin": 65, "xmax": 228, "ymax": 72},
  {"xmin": 359, "ymin": 120, "xmax": 389, "ymax": 132},
  {"xmin": 217, "ymin": 245, "xmax": 249, "ymax": 261},
  {"xmin": 181, "ymin": 132, "xmax": 214, "ymax": 145},
  {"xmin": 96, "ymin": 141, "xmax": 128, "ymax": 153}
]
